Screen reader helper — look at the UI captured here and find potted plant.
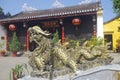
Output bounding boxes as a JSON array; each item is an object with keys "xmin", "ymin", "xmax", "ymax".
[
  {"xmin": 0, "ymin": 50, "xmax": 6, "ymax": 56},
  {"xmin": 0, "ymin": 40, "xmax": 6, "ymax": 56},
  {"xmin": 10, "ymin": 64, "xmax": 29, "ymax": 80},
  {"xmin": 9, "ymin": 32, "xmax": 21, "ymax": 57}
]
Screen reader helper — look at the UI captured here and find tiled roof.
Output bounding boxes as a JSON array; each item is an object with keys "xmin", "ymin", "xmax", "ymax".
[{"xmin": 0, "ymin": 1, "xmax": 102, "ymax": 23}]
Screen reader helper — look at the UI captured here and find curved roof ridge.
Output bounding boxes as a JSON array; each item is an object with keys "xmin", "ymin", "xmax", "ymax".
[{"xmin": 0, "ymin": 1, "xmax": 102, "ymax": 23}]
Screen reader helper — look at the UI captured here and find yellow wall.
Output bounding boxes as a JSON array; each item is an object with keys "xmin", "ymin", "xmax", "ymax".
[{"xmin": 104, "ymin": 17, "xmax": 120, "ymax": 51}]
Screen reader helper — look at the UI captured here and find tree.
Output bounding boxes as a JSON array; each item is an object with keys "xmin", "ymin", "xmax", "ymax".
[
  {"xmin": 0, "ymin": 6, "xmax": 5, "ymax": 19},
  {"xmin": 0, "ymin": 7, "xmax": 3, "ymax": 13},
  {"xmin": 112, "ymin": 0, "xmax": 120, "ymax": 15},
  {"xmin": 5, "ymin": 12, "xmax": 11, "ymax": 18},
  {"xmin": 0, "ymin": 6, "xmax": 11, "ymax": 19}
]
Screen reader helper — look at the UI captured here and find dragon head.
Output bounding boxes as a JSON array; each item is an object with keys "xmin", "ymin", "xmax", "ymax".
[{"xmin": 28, "ymin": 26, "xmax": 51, "ymax": 37}]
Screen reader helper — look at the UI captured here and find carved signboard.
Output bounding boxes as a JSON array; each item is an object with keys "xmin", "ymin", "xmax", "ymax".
[{"xmin": 41, "ymin": 21, "xmax": 59, "ymax": 28}]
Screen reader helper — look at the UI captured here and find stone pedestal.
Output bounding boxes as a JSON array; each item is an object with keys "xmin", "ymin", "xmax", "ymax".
[{"xmin": 18, "ymin": 64, "xmax": 120, "ymax": 80}]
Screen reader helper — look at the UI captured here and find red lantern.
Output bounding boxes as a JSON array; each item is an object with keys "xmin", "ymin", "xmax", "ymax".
[
  {"xmin": 9, "ymin": 24, "xmax": 16, "ymax": 31},
  {"xmin": 72, "ymin": 18, "xmax": 81, "ymax": 26}
]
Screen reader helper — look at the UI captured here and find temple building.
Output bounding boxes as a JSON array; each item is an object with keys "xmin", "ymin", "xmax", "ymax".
[{"xmin": 0, "ymin": 1, "xmax": 103, "ymax": 51}]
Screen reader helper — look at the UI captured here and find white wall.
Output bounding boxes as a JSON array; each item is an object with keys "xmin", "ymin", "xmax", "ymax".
[{"xmin": 0, "ymin": 25, "xmax": 6, "ymax": 50}]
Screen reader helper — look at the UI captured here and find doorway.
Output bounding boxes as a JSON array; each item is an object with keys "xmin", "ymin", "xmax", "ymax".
[{"xmin": 104, "ymin": 34, "xmax": 113, "ymax": 50}]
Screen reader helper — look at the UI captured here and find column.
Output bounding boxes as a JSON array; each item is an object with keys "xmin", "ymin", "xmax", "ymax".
[
  {"xmin": 26, "ymin": 31, "xmax": 29, "ymax": 51},
  {"xmin": 93, "ymin": 15, "xmax": 96, "ymax": 37},
  {"xmin": 60, "ymin": 19, "xmax": 65, "ymax": 44},
  {"xmin": 96, "ymin": 10, "xmax": 104, "ymax": 38},
  {"xmin": 6, "ymin": 33, "xmax": 8, "ymax": 50},
  {"xmin": 61, "ymin": 27, "xmax": 64, "ymax": 44}
]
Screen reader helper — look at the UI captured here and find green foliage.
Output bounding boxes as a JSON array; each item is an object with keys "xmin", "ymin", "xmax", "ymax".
[
  {"xmin": 69, "ymin": 40, "xmax": 77, "ymax": 47},
  {"xmin": 69, "ymin": 40, "xmax": 80, "ymax": 48},
  {"xmin": 0, "ymin": 6, "xmax": 11, "ymax": 19},
  {"xmin": 52, "ymin": 30, "xmax": 59, "ymax": 44},
  {"xmin": 0, "ymin": 7, "xmax": 3, "ymax": 13},
  {"xmin": 112, "ymin": 0, "xmax": 120, "ymax": 15},
  {"xmin": 9, "ymin": 32, "xmax": 21, "ymax": 52},
  {"xmin": 5, "ymin": 12, "xmax": 11, "ymax": 18},
  {"xmin": 86, "ymin": 37, "xmax": 104, "ymax": 49}
]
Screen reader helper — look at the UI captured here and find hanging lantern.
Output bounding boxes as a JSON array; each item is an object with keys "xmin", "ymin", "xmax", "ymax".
[
  {"xmin": 9, "ymin": 24, "xmax": 16, "ymax": 31},
  {"xmin": 72, "ymin": 18, "xmax": 81, "ymax": 26}
]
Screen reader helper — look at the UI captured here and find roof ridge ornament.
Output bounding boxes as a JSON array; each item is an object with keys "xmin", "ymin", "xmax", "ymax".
[
  {"xmin": 78, "ymin": 0, "xmax": 92, "ymax": 5},
  {"xmin": 52, "ymin": 0, "xmax": 65, "ymax": 8},
  {"xmin": 78, "ymin": 0, "xmax": 101, "ymax": 5}
]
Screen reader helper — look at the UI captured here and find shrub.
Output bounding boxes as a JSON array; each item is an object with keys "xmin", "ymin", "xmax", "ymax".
[{"xmin": 9, "ymin": 32, "xmax": 21, "ymax": 52}]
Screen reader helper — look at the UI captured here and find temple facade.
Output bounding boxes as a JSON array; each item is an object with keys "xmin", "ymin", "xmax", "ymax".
[{"xmin": 0, "ymin": 1, "xmax": 103, "ymax": 51}]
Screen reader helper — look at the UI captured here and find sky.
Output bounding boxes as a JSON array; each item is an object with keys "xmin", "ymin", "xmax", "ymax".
[{"xmin": 0, "ymin": 0, "xmax": 117, "ymax": 22}]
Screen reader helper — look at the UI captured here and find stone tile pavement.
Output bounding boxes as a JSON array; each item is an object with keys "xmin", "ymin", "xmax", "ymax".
[
  {"xmin": 0, "ymin": 57, "xmax": 32, "ymax": 80},
  {"xmin": 0, "ymin": 53, "xmax": 120, "ymax": 80}
]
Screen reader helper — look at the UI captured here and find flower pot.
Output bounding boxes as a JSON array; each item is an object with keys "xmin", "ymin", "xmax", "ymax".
[
  {"xmin": 0, "ymin": 53, "xmax": 5, "ymax": 56},
  {"xmin": 12, "ymin": 71, "xmax": 17, "ymax": 80},
  {"xmin": 12, "ymin": 51, "xmax": 17, "ymax": 57},
  {"xmin": 0, "ymin": 50, "xmax": 6, "ymax": 56},
  {"xmin": 0, "ymin": 52, "xmax": 5, "ymax": 56}
]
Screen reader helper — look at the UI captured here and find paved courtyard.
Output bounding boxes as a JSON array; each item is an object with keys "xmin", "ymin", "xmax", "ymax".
[
  {"xmin": 0, "ymin": 53, "xmax": 120, "ymax": 80},
  {"xmin": 0, "ymin": 57, "xmax": 32, "ymax": 80}
]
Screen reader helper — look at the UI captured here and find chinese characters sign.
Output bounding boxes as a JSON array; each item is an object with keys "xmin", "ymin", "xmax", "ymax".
[{"xmin": 41, "ymin": 21, "xmax": 59, "ymax": 28}]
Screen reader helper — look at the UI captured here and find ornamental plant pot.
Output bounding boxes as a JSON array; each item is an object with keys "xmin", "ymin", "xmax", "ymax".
[
  {"xmin": 0, "ymin": 52, "xmax": 4, "ymax": 56},
  {"xmin": 0, "ymin": 50, "xmax": 6, "ymax": 56},
  {"xmin": 0, "ymin": 52, "xmax": 5, "ymax": 56},
  {"xmin": 12, "ymin": 51, "xmax": 17, "ymax": 57},
  {"xmin": 12, "ymin": 71, "xmax": 17, "ymax": 80}
]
